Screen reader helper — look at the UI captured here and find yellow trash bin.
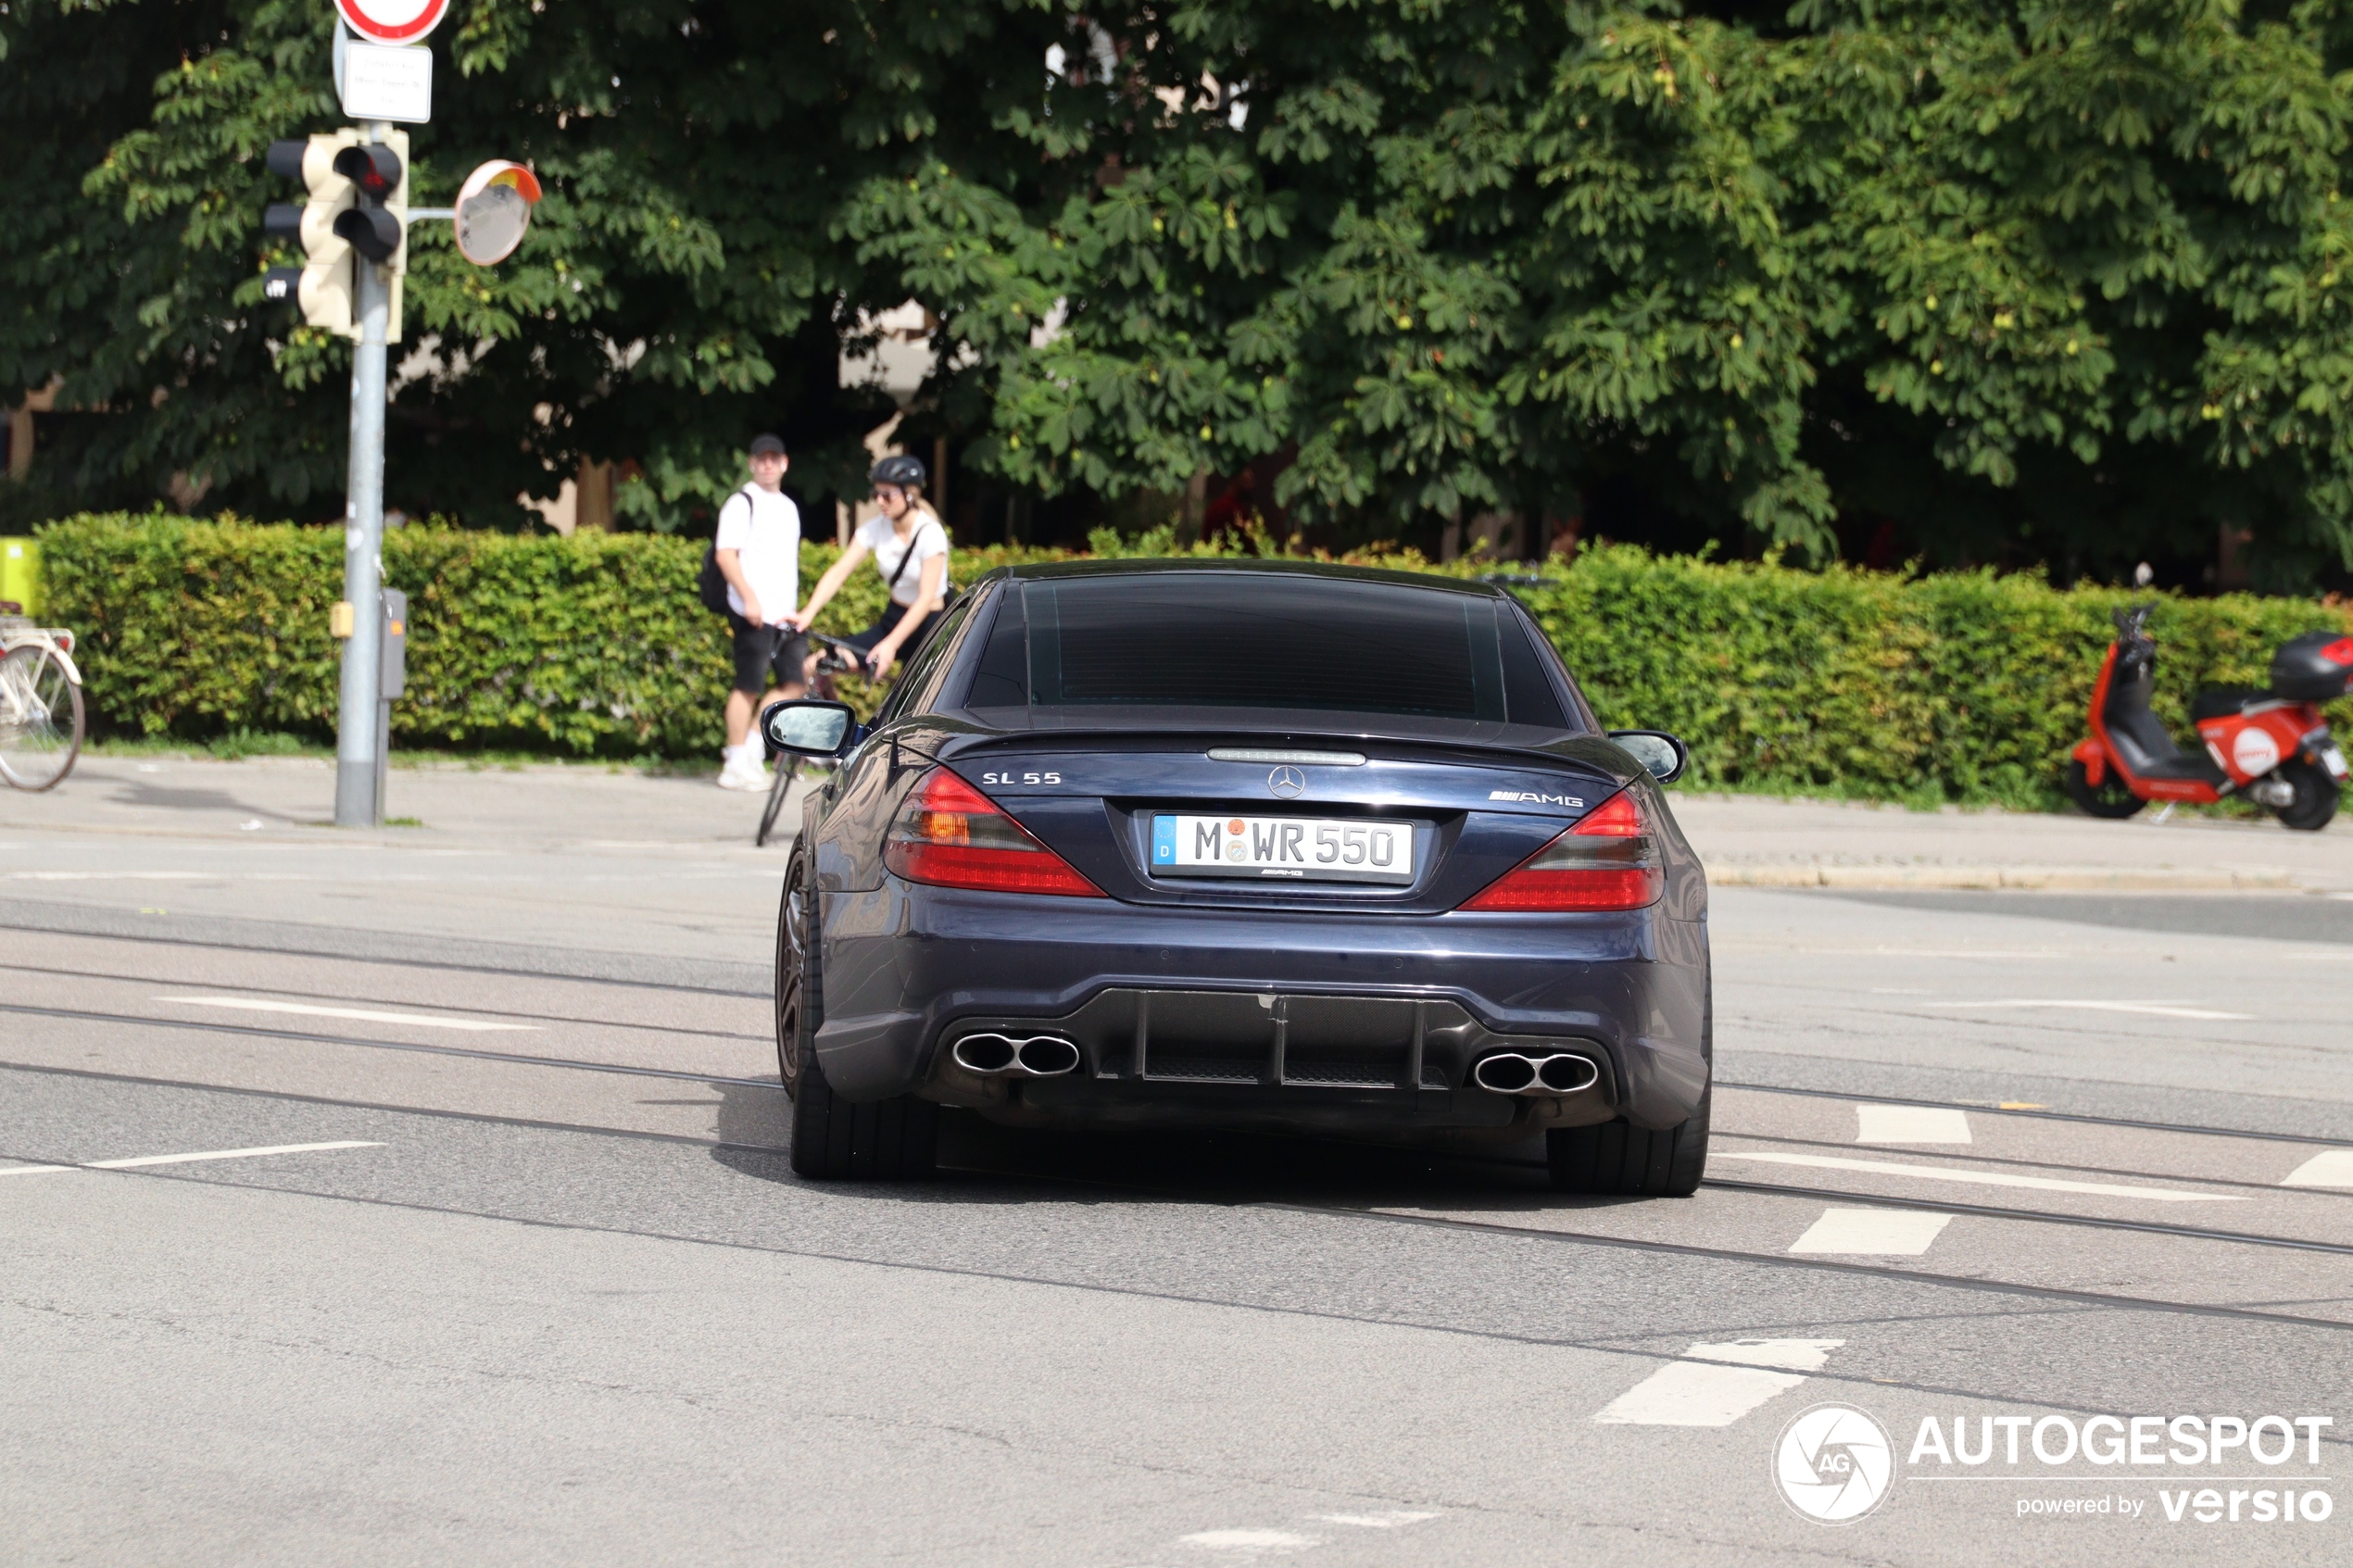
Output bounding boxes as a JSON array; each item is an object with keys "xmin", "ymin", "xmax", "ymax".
[{"xmin": 0, "ymin": 537, "xmax": 37, "ymax": 617}]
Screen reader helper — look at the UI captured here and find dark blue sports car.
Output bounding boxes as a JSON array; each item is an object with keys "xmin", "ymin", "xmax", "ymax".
[{"xmin": 763, "ymin": 560, "xmax": 1711, "ymax": 1193}]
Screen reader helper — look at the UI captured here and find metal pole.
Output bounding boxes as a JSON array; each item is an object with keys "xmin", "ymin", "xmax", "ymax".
[{"xmin": 333, "ymin": 121, "xmax": 392, "ymax": 828}]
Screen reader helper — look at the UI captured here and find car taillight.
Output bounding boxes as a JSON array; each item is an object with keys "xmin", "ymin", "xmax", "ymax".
[
  {"xmin": 1459, "ymin": 790, "xmax": 1664, "ymax": 912},
  {"xmin": 884, "ymin": 768, "xmax": 1104, "ymax": 897}
]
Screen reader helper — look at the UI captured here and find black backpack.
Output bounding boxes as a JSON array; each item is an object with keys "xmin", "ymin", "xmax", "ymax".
[{"xmin": 697, "ymin": 486, "xmax": 758, "ymax": 615}]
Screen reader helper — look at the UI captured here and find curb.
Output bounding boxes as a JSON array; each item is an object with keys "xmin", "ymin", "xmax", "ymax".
[{"xmin": 1706, "ymin": 863, "xmax": 2298, "ymax": 891}]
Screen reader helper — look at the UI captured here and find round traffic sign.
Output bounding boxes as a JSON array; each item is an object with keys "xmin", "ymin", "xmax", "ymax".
[{"xmin": 336, "ymin": 0, "xmax": 448, "ymax": 45}]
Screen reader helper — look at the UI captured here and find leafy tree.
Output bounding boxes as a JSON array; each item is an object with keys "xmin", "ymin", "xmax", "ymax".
[{"xmin": 9, "ymin": 0, "xmax": 2353, "ymax": 583}]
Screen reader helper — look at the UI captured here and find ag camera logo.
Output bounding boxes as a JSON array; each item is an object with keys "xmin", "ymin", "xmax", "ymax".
[{"xmin": 1775, "ymin": 1403, "xmax": 1896, "ymax": 1524}]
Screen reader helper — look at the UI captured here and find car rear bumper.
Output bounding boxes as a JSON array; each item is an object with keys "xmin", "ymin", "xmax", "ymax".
[{"xmin": 810, "ymin": 879, "xmax": 1711, "ymax": 1135}]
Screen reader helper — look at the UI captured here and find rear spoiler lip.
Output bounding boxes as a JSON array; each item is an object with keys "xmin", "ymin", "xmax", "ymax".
[{"xmin": 926, "ymin": 723, "xmax": 1637, "ymax": 789}]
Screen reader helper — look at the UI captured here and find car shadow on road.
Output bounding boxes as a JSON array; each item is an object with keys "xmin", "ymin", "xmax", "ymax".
[{"xmin": 707, "ymin": 1085, "xmax": 1653, "ymax": 1215}]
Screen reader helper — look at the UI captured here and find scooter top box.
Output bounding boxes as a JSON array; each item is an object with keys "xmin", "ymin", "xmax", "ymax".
[{"xmin": 2269, "ymin": 631, "xmax": 2353, "ymax": 702}]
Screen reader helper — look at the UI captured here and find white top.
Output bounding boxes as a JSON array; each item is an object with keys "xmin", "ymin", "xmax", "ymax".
[
  {"xmin": 860, "ymin": 511, "xmax": 950, "ymax": 608},
  {"xmin": 714, "ymin": 484, "xmax": 800, "ymax": 624}
]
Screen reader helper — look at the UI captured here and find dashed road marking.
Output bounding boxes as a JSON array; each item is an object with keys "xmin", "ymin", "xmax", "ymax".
[
  {"xmin": 1857, "ymin": 1104, "xmax": 1971, "ymax": 1144},
  {"xmin": 1713, "ymin": 1150, "xmax": 2246, "ymax": 1203},
  {"xmin": 1180, "ymin": 1528, "xmax": 1323, "ymax": 1556},
  {"xmin": 1789, "ymin": 1207, "xmax": 1953, "ymax": 1256},
  {"xmin": 2281, "ymin": 1150, "xmax": 2353, "ymax": 1188},
  {"xmin": 157, "ymin": 996, "xmax": 538, "ymax": 1033},
  {"xmin": 1309, "ymin": 1512, "xmax": 1441, "ymax": 1529},
  {"xmin": 1594, "ymin": 1338, "xmax": 1843, "ymax": 1427},
  {"xmin": 1919, "ymin": 999, "xmax": 2252, "ymax": 1021}
]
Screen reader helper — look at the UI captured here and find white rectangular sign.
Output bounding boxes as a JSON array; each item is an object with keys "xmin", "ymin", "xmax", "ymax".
[{"xmin": 339, "ymin": 39, "xmax": 433, "ymax": 124}]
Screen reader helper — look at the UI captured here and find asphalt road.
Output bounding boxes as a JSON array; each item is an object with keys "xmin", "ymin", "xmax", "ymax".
[{"xmin": 4, "ymin": 770, "xmax": 2350, "ymax": 1565}]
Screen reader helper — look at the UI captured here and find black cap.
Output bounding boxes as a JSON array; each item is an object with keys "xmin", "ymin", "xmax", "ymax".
[{"xmin": 749, "ymin": 433, "xmax": 786, "ymax": 458}]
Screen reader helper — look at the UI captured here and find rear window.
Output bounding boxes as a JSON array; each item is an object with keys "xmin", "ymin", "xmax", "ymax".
[{"xmin": 963, "ymin": 573, "xmax": 1571, "ymax": 728}]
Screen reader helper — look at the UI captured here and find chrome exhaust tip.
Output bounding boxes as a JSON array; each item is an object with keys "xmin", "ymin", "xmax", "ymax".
[
  {"xmin": 950, "ymin": 1033, "xmax": 1082, "ymax": 1078},
  {"xmin": 1014, "ymin": 1035, "xmax": 1080, "ymax": 1076},
  {"xmin": 1471, "ymin": 1050, "xmax": 1598, "ymax": 1096}
]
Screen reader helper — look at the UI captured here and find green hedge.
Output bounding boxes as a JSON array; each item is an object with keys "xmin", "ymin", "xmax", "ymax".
[{"xmin": 34, "ymin": 514, "xmax": 2353, "ymax": 802}]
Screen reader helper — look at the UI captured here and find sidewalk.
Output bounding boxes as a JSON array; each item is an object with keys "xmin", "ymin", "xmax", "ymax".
[
  {"xmin": 1674, "ymin": 792, "xmax": 2353, "ymax": 892},
  {"xmin": 4, "ymin": 756, "xmax": 2346, "ymax": 891}
]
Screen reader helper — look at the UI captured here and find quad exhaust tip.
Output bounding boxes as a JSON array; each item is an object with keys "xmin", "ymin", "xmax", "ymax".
[
  {"xmin": 950, "ymin": 1033, "xmax": 1082, "ymax": 1078},
  {"xmin": 1471, "ymin": 1050, "xmax": 1599, "ymax": 1096}
]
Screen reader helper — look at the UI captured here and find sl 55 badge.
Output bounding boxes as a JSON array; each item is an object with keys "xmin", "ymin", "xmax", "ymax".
[{"xmin": 978, "ymin": 770, "xmax": 1063, "ymax": 785}]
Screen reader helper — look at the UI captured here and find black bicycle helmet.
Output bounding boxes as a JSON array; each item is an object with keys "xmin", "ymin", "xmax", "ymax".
[{"xmin": 869, "ymin": 454, "xmax": 927, "ymax": 488}]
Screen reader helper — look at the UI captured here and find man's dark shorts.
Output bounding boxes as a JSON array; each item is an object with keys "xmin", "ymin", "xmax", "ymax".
[{"xmin": 727, "ymin": 612, "xmax": 811, "ymax": 696}]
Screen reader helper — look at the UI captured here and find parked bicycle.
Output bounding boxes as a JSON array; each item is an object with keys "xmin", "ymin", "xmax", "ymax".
[
  {"xmin": 0, "ymin": 607, "xmax": 85, "ymax": 791},
  {"xmin": 756, "ymin": 630, "xmax": 875, "ymax": 847}
]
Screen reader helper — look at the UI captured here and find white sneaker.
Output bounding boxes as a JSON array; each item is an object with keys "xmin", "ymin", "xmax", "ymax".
[{"xmin": 717, "ymin": 758, "xmax": 769, "ymax": 791}]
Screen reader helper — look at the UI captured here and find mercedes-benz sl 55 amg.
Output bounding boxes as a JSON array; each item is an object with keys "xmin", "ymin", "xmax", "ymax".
[{"xmin": 762, "ymin": 560, "xmax": 1710, "ymax": 1194}]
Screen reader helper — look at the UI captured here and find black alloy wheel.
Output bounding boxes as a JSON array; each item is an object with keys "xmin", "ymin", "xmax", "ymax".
[
  {"xmin": 2064, "ymin": 759, "xmax": 2146, "ymax": 820},
  {"xmin": 2275, "ymin": 759, "xmax": 2341, "ymax": 833},
  {"xmin": 777, "ymin": 850, "xmax": 939, "ymax": 1180}
]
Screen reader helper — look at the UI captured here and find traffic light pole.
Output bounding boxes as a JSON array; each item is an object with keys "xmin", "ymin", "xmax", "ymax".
[{"xmin": 333, "ymin": 120, "xmax": 393, "ymax": 829}]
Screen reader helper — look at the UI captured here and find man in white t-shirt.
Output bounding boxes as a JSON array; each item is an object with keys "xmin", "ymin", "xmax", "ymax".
[{"xmin": 712, "ymin": 433, "xmax": 806, "ymax": 791}]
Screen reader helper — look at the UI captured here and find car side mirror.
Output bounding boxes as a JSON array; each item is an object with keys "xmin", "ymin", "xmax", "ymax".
[
  {"xmin": 1609, "ymin": 729, "xmax": 1688, "ymax": 784},
  {"xmin": 762, "ymin": 699, "xmax": 858, "ymax": 758}
]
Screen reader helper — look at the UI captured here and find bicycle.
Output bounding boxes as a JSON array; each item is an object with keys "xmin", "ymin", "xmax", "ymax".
[
  {"xmin": 755, "ymin": 630, "xmax": 876, "ymax": 847},
  {"xmin": 0, "ymin": 608, "xmax": 85, "ymax": 792}
]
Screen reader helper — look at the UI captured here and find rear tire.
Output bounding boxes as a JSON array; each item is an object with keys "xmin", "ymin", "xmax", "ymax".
[
  {"xmin": 2275, "ymin": 759, "xmax": 2340, "ymax": 832},
  {"xmin": 1547, "ymin": 1081, "xmax": 1711, "ymax": 1197},
  {"xmin": 777, "ymin": 849, "xmax": 937, "ymax": 1179},
  {"xmin": 2065, "ymin": 759, "xmax": 2145, "ymax": 819}
]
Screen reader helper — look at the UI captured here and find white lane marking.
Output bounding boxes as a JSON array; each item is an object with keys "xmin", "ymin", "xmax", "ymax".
[
  {"xmin": 1857, "ymin": 1104, "xmax": 1971, "ymax": 1144},
  {"xmin": 2282, "ymin": 1150, "xmax": 2353, "ymax": 1188},
  {"xmin": 1714, "ymin": 1150, "xmax": 2246, "ymax": 1203},
  {"xmin": 157, "ymin": 996, "xmax": 538, "ymax": 1033},
  {"xmin": 1790, "ymin": 1207, "xmax": 1953, "ymax": 1256},
  {"xmin": 1919, "ymin": 999, "xmax": 2252, "ymax": 1020},
  {"xmin": 7, "ymin": 871, "xmax": 212, "ymax": 881},
  {"xmin": 1, "ymin": 1164, "xmax": 74, "ymax": 1177},
  {"xmin": 1594, "ymin": 1338, "xmax": 1843, "ymax": 1427},
  {"xmin": 1310, "ymin": 1512, "xmax": 1441, "ymax": 1529},
  {"xmin": 1179, "ymin": 1529, "xmax": 1323, "ymax": 1555},
  {"xmin": 87, "ymin": 1141, "xmax": 382, "ymax": 1170}
]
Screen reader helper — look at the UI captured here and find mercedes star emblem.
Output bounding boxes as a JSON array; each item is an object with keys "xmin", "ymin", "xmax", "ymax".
[{"xmin": 1267, "ymin": 766, "xmax": 1307, "ymax": 799}]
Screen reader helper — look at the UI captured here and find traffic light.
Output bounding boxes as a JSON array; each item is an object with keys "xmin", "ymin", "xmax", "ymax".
[{"xmin": 260, "ymin": 129, "xmax": 407, "ymax": 341}]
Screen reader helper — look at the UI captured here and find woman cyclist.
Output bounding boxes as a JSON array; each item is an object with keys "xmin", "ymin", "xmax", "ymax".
[{"xmin": 788, "ymin": 455, "xmax": 951, "ymax": 676}]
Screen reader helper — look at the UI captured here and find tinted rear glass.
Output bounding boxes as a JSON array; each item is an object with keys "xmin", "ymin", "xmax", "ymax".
[{"xmin": 965, "ymin": 574, "xmax": 1571, "ymax": 727}]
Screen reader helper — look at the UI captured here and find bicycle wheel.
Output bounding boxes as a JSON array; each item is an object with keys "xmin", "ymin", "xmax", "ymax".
[
  {"xmin": 0, "ymin": 645, "xmax": 84, "ymax": 792},
  {"xmin": 756, "ymin": 753, "xmax": 803, "ymax": 847}
]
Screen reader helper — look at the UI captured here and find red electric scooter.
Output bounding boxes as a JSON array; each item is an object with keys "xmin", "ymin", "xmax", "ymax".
[{"xmin": 2069, "ymin": 604, "xmax": 2351, "ymax": 830}]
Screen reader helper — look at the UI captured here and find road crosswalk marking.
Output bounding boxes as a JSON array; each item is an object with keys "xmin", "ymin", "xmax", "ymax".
[
  {"xmin": 1790, "ymin": 1207, "xmax": 1952, "ymax": 1255},
  {"xmin": 1857, "ymin": 1104, "xmax": 1971, "ymax": 1144},
  {"xmin": 1593, "ymin": 1338, "xmax": 1843, "ymax": 1427}
]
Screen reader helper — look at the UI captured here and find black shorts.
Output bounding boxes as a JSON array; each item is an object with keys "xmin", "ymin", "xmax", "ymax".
[{"xmin": 728, "ymin": 613, "xmax": 811, "ymax": 696}]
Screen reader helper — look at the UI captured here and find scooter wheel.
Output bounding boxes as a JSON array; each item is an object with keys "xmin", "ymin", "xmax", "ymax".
[
  {"xmin": 2275, "ymin": 759, "xmax": 2339, "ymax": 832},
  {"xmin": 2065, "ymin": 760, "xmax": 2146, "ymax": 819}
]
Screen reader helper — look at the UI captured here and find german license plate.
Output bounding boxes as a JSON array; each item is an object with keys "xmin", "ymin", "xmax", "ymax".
[
  {"xmin": 1151, "ymin": 814, "xmax": 1417, "ymax": 884},
  {"xmin": 2323, "ymin": 745, "xmax": 2349, "ymax": 781}
]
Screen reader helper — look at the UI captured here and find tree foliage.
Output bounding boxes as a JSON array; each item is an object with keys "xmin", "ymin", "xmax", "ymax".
[{"xmin": 9, "ymin": 0, "xmax": 2353, "ymax": 577}]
